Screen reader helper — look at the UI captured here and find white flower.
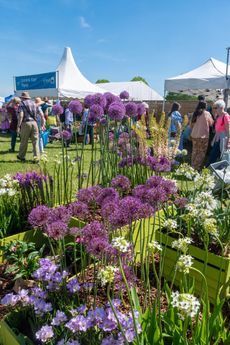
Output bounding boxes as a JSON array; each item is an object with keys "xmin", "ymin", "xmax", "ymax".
[
  {"xmin": 164, "ymin": 219, "xmax": 177, "ymax": 230},
  {"xmin": 181, "ymin": 149, "xmax": 188, "ymax": 156},
  {"xmin": 172, "ymin": 237, "xmax": 192, "ymax": 253},
  {"xmin": 176, "ymin": 164, "xmax": 197, "ymax": 180},
  {"xmin": 147, "ymin": 241, "xmax": 162, "ymax": 253},
  {"xmin": 171, "ymin": 291, "xmax": 200, "ymax": 320},
  {"xmin": 98, "ymin": 266, "xmax": 118, "ymax": 286},
  {"xmin": 176, "ymin": 149, "xmax": 182, "ymax": 155},
  {"xmin": 194, "ymin": 172, "xmax": 215, "ymax": 190},
  {"xmin": 194, "ymin": 191, "xmax": 218, "ymax": 211},
  {"xmin": 170, "ymin": 139, "xmax": 176, "ymax": 145},
  {"xmin": 176, "ymin": 255, "xmax": 193, "ymax": 273},
  {"xmin": 203, "ymin": 218, "xmax": 218, "ymax": 236},
  {"xmin": 112, "ymin": 237, "xmax": 131, "ymax": 253}
]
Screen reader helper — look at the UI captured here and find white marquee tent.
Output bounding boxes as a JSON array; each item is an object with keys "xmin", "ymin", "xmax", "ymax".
[
  {"xmin": 99, "ymin": 81, "xmax": 163, "ymax": 101},
  {"xmin": 164, "ymin": 58, "xmax": 230, "ymax": 98},
  {"xmin": 15, "ymin": 47, "xmax": 105, "ymax": 98}
]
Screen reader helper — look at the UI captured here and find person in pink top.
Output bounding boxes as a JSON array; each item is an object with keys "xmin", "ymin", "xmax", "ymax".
[
  {"xmin": 207, "ymin": 100, "xmax": 230, "ymax": 165},
  {"xmin": 190, "ymin": 101, "xmax": 213, "ymax": 170}
]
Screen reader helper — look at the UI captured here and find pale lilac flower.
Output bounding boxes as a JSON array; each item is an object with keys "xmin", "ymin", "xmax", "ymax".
[
  {"xmin": 67, "ymin": 278, "xmax": 81, "ymax": 293},
  {"xmin": 1, "ymin": 293, "xmax": 19, "ymax": 306},
  {"xmin": 65, "ymin": 315, "xmax": 89, "ymax": 332},
  {"xmin": 36, "ymin": 325, "xmax": 54, "ymax": 343},
  {"xmin": 51, "ymin": 310, "xmax": 67, "ymax": 326}
]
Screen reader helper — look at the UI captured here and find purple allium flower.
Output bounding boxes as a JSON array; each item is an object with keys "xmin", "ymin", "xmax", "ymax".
[
  {"xmin": 96, "ymin": 187, "xmax": 119, "ymax": 206},
  {"xmin": 36, "ymin": 325, "xmax": 54, "ymax": 343},
  {"xmin": 119, "ymin": 196, "xmax": 143, "ymax": 223},
  {"xmin": 145, "ymin": 186, "xmax": 168, "ymax": 205},
  {"xmin": 84, "ymin": 94, "xmax": 93, "ymax": 108},
  {"xmin": 100, "ymin": 117, "xmax": 107, "ymax": 126},
  {"xmin": 52, "ymin": 104, "xmax": 63, "ymax": 115},
  {"xmin": 65, "ymin": 315, "xmax": 89, "ymax": 332},
  {"xmin": 69, "ymin": 227, "xmax": 82, "ymax": 236},
  {"xmin": 161, "ymin": 179, "xmax": 177, "ymax": 195},
  {"xmin": 108, "ymin": 102, "xmax": 126, "ymax": 121},
  {"xmin": 68, "ymin": 100, "xmax": 83, "ymax": 114},
  {"xmin": 28, "ymin": 205, "xmax": 50, "ymax": 228},
  {"xmin": 89, "ymin": 104, "xmax": 104, "ymax": 122},
  {"xmin": 61, "ymin": 130, "xmax": 72, "ymax": 140},
  {"xmin": 132, "ymin": 185, "xmax": 148, "ymax": 200},
  {"xmin": 111, "ymin": 175, "xmax": 131, "ymax": 192},
  {"xmin": 46, "ymin": 220, "xmax": 68, "ymax": 240},
  {"xmin": 109, "ymin": 132, "xmax": 114, "ymax": 141},
  {"xmin": 104, "ymin": 92, "xmax": 118, "ymax": 111},
  {"xmin": 1, "ymin": 293, "xmax": 19, "ymax": 306},
  {"xmin": 67, "ymin": 278, "xmax": 81, "ymax": 293},
  {"xmin": 77, "ymin": 186, "xmax": 102, "ymax": 206},
  {"xmin": 91, "ymin": 93, "xmax": 106, "ymax": 108},
  {"xmin": 137, "ymin": 202, "xmax": 155, "ymax": 218},
  {"xmin": 137, "ymin": 103, "xmax": 145, "ymax": 116},
  {"xmin": 49, "ymin": 206, "xmax": 71, "ymax": 224},
  {"xmin": 120, "ymin": 90, "xmax": 129, "ymax": 100},
  {"xmin": 146, "ymin": 175, "xmax": 164, "ymax": 188},
  {"xmin": 125, "ymin": 102, "xmax": 137, "ymax": 117},
  {"xmin": 174, "ymin": 197, "xmax": 188, "ymax": 208},
  {"xmin": 14, "ymin": 171, "xmax": 47, "ymax": 188},
  {"xmin": 51, "ymin": 310, "xmax": 67, "ymax": 326},
  {"xmin": 155, "ymin": 156, "xmax": 171, "ymax": 172},
  {"xmin": 68, "ymin": 201, "xmax": 90, "ymax": 220}
]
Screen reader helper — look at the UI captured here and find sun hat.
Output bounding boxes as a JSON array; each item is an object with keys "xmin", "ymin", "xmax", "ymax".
[
  {"xmin": 20, "ymin": 91, "xmax": 31, "ymax": 99},
  {"xmin": 142, "ymin": 102, "xmax": 149, "ymax": 109},
  {"xmin": 35, "ymin": 97, "xmax": 44, "ymax": 105},
  {"xmin": 12, "ymin": 97, "xmax": 21, "ymax": 104}
]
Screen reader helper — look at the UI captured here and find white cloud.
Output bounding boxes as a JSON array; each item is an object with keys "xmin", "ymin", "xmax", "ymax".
[{"xmin": 79, "ymin": 16, "xmax": 91, "ymax": 29}]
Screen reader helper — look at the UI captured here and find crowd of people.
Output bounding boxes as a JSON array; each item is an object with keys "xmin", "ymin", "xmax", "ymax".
[
  {"xmin": 0, "ymin": 91, "xmax": 229, "ymax": 168},
  {"xmin": 168, "ymin": 96, "xmax": 230, "ymax": 170}
]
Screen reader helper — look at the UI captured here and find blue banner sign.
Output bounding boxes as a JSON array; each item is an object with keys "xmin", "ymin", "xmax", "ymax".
[{"xmin": 15, "ymin": 72, "xmax": 56, "ymax": 91}]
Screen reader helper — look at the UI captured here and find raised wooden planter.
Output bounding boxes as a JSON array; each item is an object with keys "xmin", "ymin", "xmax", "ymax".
[{"xmin": 155, "ymin": 232, "xmax": 230, "ymax": 302}]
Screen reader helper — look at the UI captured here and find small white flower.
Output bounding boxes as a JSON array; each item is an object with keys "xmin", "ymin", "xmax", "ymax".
[
  {"xmin": 112, "ymin": 237, "xmax": 131, "ymax": 253},
  {"xmin": 176, "ymin": 255, "xmax": 193, "ymax": 273},
  {"xmin": 172, "ymin": 237, "xmax": 192, "ymax": 253},
  {"xmin": 170, "ymin": 139, "xmax": 176, "ymax": 145},
  {"xmin": 147, "ymin": 241, "xmax": 162, "ymax": 253},
  {"xmin": 181, "ymin": 149, "xmax": 188, "ymax": 156},
  {"xmin": 164, "ymin": 219, "xmax": 177, "ymax": 230},
  {"xmin": 98, "ymin": 266, "xmax": 118, "ymax": 286},
  {"xmin": 171, "ymin": 292, "xmax": 200, "ymax": 320}
]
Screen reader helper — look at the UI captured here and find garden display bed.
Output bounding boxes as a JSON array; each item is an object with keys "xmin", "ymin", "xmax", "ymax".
[{"xmin": 155, "ymin": 232, "xmax": 230, "ymax": 303}]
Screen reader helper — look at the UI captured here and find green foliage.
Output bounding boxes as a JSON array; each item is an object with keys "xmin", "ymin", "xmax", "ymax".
[
  {"xmin": 95, "ymin": 79, "xmax": 110, "ymax": 83},
  {"xmin": 166, "ymin": 92, "xmax": 197, "ymax": 101},
  {"xmin": 1, "ymin": 240, "xmax": 44, "ymax": 279},
  {"xmin": 131, "ymin": 76, "xmax": 149, "ymax": 85}
]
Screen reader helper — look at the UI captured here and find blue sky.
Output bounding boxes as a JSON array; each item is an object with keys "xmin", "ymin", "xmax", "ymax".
[{"xmin": 0, "ymin": 0, "xmax": 230, "ymax": 96}]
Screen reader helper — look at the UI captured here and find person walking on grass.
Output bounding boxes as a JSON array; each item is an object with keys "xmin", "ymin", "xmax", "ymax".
[
  {"xmin": 17, "ymin": 92, "xmax": 45, "ymax": 162},
  {"xmin": 6, "ymin": 97, "xmax": 21, "ymax": 152},
  {"xmin": 190, "ymin": 101, "xmax": 213, "ymax": 170}
]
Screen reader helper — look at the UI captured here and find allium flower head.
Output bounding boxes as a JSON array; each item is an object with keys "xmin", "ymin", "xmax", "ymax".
[
  {"xmin": 147, "ymin": 240, "xmax": 162, "ymax": 253},
  {"xmin": 112, "ymin": 237, "xmax": 131, "ymax": 253},
  {"xmin": 46, "ymin": 221, "xmax": 68, "ymax": 240},
  {"xmin": 104, "ymin": 92, "xmax": 118, "ymax": 110},
  {"xmin": 52, "ymin": 103, "xmax": 63, "ymax": 115},
  {"xmin": 120, "ymin": 90, "xmax": 129, "ymax": 99},
  {"xmin": 194, "ymin": 191, "xmax": 217, "ymax": 210},
  {"xmin": 35, "ymin": 325, "xmax": 54, "ymax": 343},
  {"xmin": 111, "ymin": 175, "xmax": 131, "ymax": 192},
  {"xmin": 98, "ymin": 266, "xmax": 118, "ymax": 286},
  {"xmin": 49, "ymin": 205, "xmax": 71, "ymax": 223},
  {"xmin": 61, "ymin": 130, "xmax": 72, "ymax": 140},
  {"xmin": 89, "ymin": 104, "xmax": 104, "ymax": 122},
  {"xmin": 194, "ymin": 172, "xmax": 215, "ymax": 191},
  {"xmin": 68, "ymin": 100, "xmax": 83, "ymax": 114},
  {"xmin": 91, "ymin": 93, "xmax": 106, "ymax": 108},
  {"xmin": 108, "ymin": 102, "xmax": 126, "ymax": 121},
  {"xmin": 176, "ymin": 255, "xmax": 193, "ymax": 273},
  {"xmin": 68, "ymin": 201, "xmax": 90, "ymax": 220},
  {"xmin": 175, "ymin": 163, "xmax": 198, "ymax": 180},
  {"xmin": 174, "ymin": 197, "xmax": 188, "ymax": 208},
  {"xmin": 84, "ymin": 94, "xmax": 93, "ymax": 108},
  {"xmin": 125, "ymin": 102, "xmax": 137, "ymax": 117},
  {"xmin": 96, "ymin": 187, "xmax": 119, "ymax": 206},
  {"xmin": 171, "ymin": 237, "xmax": 192, "ymax": 253},
  {"xmin": 171, "ymin": 291, "xmax": 200, "ymax": 320},
  {"xmin": 77, "ymin": 185, "xmax": 102, "ymax": 206},
  {"xmin": 28, "ymin": 205, "xmax": 50, "ymax": 227},
  {"xmin": 137, "ymin": 103, "xmax": 145, "ymax": 116}
]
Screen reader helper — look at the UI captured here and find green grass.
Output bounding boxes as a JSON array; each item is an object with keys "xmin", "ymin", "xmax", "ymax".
[{"xmin": 0, "ymin": 133, "xmax": 93, "ymax": 178}]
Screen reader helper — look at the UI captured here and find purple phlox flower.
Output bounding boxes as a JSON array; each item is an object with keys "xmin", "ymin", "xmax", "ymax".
[
  {"xmin": 96, "ymin": 187, "xmax": 119, "ymax": 206},
  {"xmin": 77, "ymin": 186, "xmax": 102, "ymax": 207},
  {"xmin": 46, "ymin": 220, "xmax": 68, "ymax": 240},
  {"xmin": 51, "ymin": 310, "xmax": 67, "ymax": 326},
  {"xmin": 87, "ymin": 307, "xmax": 106, "ymax": 327},
  {"xmin": 125, "ymin": 102, "xmax": 137, "ymax": 117},
  {"xmin": 1, "ymin": 293, "xmax": 19, "ymax": 306},
  {"xmin": 84, "ymin": 94, "xmax": 93, "ymax": 108},
  {"xmin": 33, "ymin": 258, "xmax": 58, "ymax": 281},
  {"xmin": 91, "ymin": 93, "xmax": 106, "ymax": 108},
  {"xmin": 111, "ymin": 175, "xmax": 131, "ymax": 192},
  {"xmin": 101, "ymin": 334, "xmax": 124, "ymax": 345},
  {"xmin": 52, "ymin": 103, "xmax": 63, "ymax": 115},
  {"xmin": 68, "ymin": 201, "xmax": 90, "ymax": 220},
  {"xmin": 108, "ymin": 102, "xmax": 126, "ymax": 121},
  {"xmin": 67, "ymin": 277, "xmax": 81, "ymax": 293},
  {"xmin": 120, "ymin": 90, "xmax": 129, "ymax": 100},
  {"xmin": 68, "ymin": 100, "xmax": 83, "ymax": 114},
  {"xmin": 36, "ymin": 325, "xmax": 54, "ymax": 343},
  {"xmin": 49, "ymin": 205, "xmax": 71, "ymax": 223},
  {"xmin": 17, "ymin": 289, "xmax": 30, "ymax": 305},
  {"xmin": 174, "ymin": 197, "xmax": 188, "ymax": 208},
  {"xmin": 124, "ymin": 329, "xmax": 136, "ymax": 343},
  {"xmin": 28, "ymin": 205, "xmax": 50, "ymax": 228},
  {"xmin": 89, "ymin": 104, "xmax": 104, "ymax": 122},
  {"xmin": 31, "ymin": 298, "xmax": 52, "ymax": 315},
  {"xmin": 61, "ymin": 130, "xmax": 72, "ymax": 140},
  {"xmin": 65, "ymin": 315, "xmax": 89, "ymax": 332},
  {"xmin": 137, "ymin": 103, "xmax": 146, "ymax": 116}
]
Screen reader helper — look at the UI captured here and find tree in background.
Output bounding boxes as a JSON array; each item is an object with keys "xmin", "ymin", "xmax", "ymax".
[
  {"xmin": 95, "ymin": 79, "xmax": 110, "ymax": 84},
  {"xmin": 131, "ymin": 76, "xmax": 149, "ymax": 85},
  {"xmin": 166, "ymin": 92, "xmax": 197, "ymax": 101}
]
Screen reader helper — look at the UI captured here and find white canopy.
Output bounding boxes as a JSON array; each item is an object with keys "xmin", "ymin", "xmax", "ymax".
[
  {"xmin": 99, "ymin": 81, "xmax": 163, "ymax": 101},
  {"xmin": 165, "ymin": 58, "xmax": 230, "ymax": 94},
  {"xmin": 15, "ymin": 47, "xmax": 105, "ymax": 99},
  {"xmin": 57, "ymin": 47, "xmax": 105, "ymax": 98}
]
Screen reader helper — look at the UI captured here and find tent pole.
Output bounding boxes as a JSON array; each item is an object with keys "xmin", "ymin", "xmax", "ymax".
[{"xmin": 224, "ymin": 47, "xmax": 230, "ymax": 109}]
